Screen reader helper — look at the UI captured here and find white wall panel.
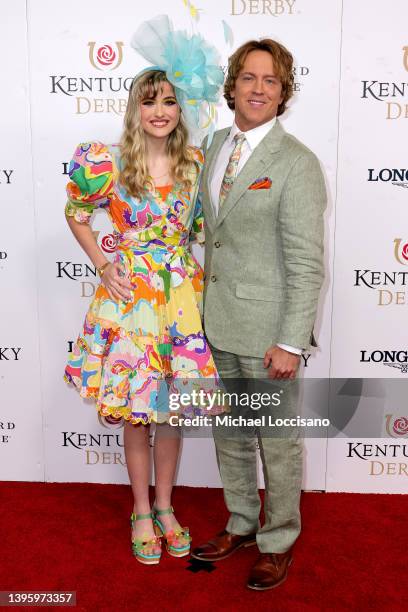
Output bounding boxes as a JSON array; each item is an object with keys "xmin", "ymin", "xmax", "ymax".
[{"xmin": 0, "ymin": 0, "xmax": 44, "ymax": 481}]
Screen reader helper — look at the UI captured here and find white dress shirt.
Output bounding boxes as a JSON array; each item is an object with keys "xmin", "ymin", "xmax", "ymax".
[{"xmin": 209, "ymin": 117, "xmax": 302, "ymax": 356}]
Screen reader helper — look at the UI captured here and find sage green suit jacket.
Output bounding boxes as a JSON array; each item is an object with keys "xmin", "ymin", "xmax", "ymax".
[{"xmin": 202, "ymin": 119, "xmax": 327, "ymax": 358}]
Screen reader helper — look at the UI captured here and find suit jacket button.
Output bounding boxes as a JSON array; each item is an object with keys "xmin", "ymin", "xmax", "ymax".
[
  {"xmin": 214, "ymin": 241, "xmax": 221, "ymax": 248},
  {"xmin": 210, "ymin": 275, "xmax": 217, "ymax": 282}
]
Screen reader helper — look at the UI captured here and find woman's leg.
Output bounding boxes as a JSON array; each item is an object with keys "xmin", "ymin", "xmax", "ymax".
[
  {"xmin": 153, "ymin": 424, "xmax": 188, "ymax": 541},
  {"xmin": 124, "ymin": 421, "xmax": 157, "ymax": 546}
]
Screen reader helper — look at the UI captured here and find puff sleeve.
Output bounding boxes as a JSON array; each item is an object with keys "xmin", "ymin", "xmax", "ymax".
[{"xmin": 65, "ymin": 142, "xmax": 113, "ymax": 224}]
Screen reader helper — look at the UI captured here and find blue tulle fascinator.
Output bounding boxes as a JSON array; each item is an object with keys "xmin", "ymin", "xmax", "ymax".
[{"xmin": 131, "ymin": 15, "xmax": 224, "ymax": 144}]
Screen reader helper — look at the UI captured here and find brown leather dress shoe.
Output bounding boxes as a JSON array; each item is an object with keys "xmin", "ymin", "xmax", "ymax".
[
  {"xmin": 191, "ymin": 529, "xmax": 257, "ymax": 561},
  {"xmin": 247, "ymin": 550, "xmax": 293, "ymax": 590}
]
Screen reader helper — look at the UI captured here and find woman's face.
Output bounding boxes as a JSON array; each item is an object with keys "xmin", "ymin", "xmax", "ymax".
[{"xmin": 139, "ymin": 81, "xmax": 180, "ymax": 139}]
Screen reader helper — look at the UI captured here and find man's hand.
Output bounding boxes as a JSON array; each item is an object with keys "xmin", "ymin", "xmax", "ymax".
[{"xmin": 263, "ymin": 345, "xmax": 301, "ymax": 379}]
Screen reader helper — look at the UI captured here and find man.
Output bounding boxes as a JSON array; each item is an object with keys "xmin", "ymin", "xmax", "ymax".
[{"xmin": 191, "ymin": 39, "xmax": 326, "ymax": 590}]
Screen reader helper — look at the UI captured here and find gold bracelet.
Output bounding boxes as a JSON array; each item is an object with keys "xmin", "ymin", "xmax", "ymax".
[{"xmin": 97, "ymin": 262, "xmax": 110, "ymax": 278}]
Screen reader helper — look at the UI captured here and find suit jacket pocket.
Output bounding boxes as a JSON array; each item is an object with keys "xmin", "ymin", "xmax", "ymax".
[{"xmin": 235, "ymin": 283, "xmax": 284, "ymax": 302}]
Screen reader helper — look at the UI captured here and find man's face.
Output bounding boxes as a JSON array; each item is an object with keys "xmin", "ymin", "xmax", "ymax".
[{"xmin": 231, "ymin": 50, "xmax": 283, "ymax": 131}]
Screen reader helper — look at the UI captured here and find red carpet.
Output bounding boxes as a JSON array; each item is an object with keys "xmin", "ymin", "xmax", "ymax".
[{"xmin": 0, "ymin": 483, "xmax": 406, "ymax": 611}]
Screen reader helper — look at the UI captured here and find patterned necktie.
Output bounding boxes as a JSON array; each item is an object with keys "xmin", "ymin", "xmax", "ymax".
[{"xmin": 219, "ymin": 132, "xmax": 246, "ymax": 208}]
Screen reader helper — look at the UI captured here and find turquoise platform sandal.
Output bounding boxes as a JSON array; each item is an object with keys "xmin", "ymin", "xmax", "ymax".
[
  {"xmin": 153, "ymin": 506, "xmax": 191, "ymax": 558},
  {"xmin": 130, "ymin": 512, "xmax": 162, "ymax": 565}
]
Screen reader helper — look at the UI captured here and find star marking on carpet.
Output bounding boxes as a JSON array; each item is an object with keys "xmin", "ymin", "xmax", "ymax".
[{"xmin": 186, "ymin": 558, "xmax": 217, "ymax": 573}]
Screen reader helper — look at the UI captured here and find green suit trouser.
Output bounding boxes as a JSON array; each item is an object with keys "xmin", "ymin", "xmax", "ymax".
[{"xmin": 211, "ymin": 344, "xmax": 303, "ymax": 553}]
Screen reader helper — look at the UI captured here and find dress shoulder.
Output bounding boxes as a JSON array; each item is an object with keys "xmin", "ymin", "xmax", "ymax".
[{"xmin": 65, "ymin": 142, "xmax": 114, "ymax": 223}]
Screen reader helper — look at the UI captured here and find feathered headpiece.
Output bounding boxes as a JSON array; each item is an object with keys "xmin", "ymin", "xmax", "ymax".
[{"xmin": 131, "ymin": 15, "xmax": 224, "ymax": 144}]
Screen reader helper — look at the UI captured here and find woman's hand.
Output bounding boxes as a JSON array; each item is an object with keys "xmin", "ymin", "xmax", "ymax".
[
  {"xmin": 64, "ymin": 217, "xmax": 131, "ymax": 301},
  {"xmin": 101, "ymin": 263, "xmax": 133, "ymax": 302}
]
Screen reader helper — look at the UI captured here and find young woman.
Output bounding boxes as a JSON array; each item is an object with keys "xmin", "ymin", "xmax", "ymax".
[{"xmin": 64, "ymin": 67, "xmax": 221, "ymax": 564}]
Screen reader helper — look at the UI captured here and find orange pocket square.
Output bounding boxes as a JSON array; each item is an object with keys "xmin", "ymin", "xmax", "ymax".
[{"xmin": 248, "ymin": 177, "xmax": 272, "ymax": 190}]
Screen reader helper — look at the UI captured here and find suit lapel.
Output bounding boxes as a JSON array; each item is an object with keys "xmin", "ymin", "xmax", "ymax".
[
  {"xmin": 202, "ymin": 128, "xmax": 229, "ymax": 233},
  {"xmin": 215, "ymin": 119, "xmax": 286, "ymax": 228}
]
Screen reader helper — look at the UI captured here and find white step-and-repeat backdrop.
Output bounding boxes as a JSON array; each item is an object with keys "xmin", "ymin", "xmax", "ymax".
[{"xmin": 1, "ymin": 0, "xmax": 407, "ymax": 493}]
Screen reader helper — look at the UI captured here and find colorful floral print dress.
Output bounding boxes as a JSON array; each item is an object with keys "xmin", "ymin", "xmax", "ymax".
[{"xmin": 64, "ymin": 142, "xmax": 220, "ymax": 425}]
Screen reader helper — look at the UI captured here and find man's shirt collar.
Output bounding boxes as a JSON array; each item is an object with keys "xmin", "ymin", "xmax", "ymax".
[{"xmin": 228, "ymin": 116, "xmax": 277, "ymax": 151}]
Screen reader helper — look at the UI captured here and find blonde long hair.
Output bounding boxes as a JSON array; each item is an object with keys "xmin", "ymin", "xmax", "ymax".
[{"xmin": 119, "ymin": 70, "xmax": 197, "ymax": 198}]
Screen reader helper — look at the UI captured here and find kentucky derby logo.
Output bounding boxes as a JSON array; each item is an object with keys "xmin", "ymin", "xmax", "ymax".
[
  {"xmin": 88, "ymin": 42, "xmax": 124, "ymax": 70},
  {"xmin": 385, "ymin": 414, "xmax": 408, "ymax": 437},
  {"xmin": 98, "ymin": 413, "xmax": 124, "ymax": 429},
  {"xmin": 360, "ymin": 47, "xmax": 408, "ymax": 121},
  {"xmin": 101, "ymin": 233, "xmax": 117, "ymax": 253},
  {"xmin": 393, "ymin": 238, "xmax": 408, "ymax": 265},
  {"xmin": 92, "ymin": 231, "xmax": 117, "ymax": 254}
]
